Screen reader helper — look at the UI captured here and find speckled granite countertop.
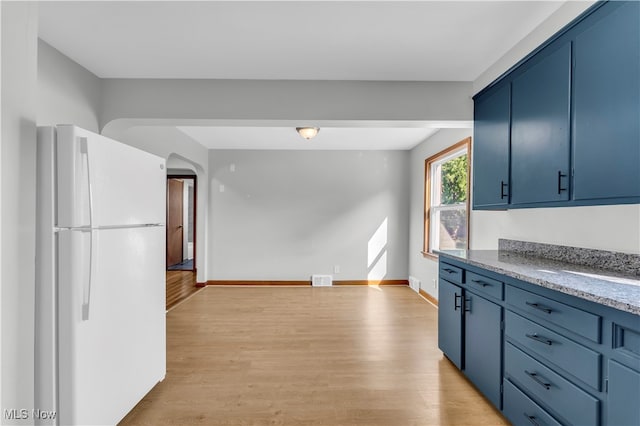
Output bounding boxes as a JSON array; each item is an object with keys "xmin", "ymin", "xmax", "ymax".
[{"xmin": 437, "ymin": 247, "xmax": 640, "ymax": 316}]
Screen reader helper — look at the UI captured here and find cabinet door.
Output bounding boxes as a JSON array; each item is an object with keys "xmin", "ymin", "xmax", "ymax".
[
  {"xmin": 573, "ymin": 1, "xmax": 640, "ymax": 201},
  {"xmin": 464, "ymin": 292, "xmax": 503, "ymax": 409},
  {"xmin": 510, "ymin": 42, "xmax": 571, "ymax": 205},
  {"xmin": 608, "ymin": 360, "xmax": 640, "ymax": 426},
  {"xmin": 438, "ymin": 279, "xmax": 463, "ymax": 369},
  {"xmin": 473, "ymin": 84, "xmax": 511, "ymax": 209}
]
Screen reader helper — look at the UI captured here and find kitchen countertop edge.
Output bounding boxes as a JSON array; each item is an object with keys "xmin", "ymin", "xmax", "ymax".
[{"xmin": 437, "ymin": 249, "xmax": 640, "ymax": 316}]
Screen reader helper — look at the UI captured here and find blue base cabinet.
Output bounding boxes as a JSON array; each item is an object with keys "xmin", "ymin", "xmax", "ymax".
[
  {"xmin": 464, "ymin": 292, "xmax": 502, "ymax": 408},
  {"xmin": 438, "ymin": 263, "xmax": 504, "ymax": 408},
  {"xmin": 438, "ymin": 278, "xmax": 463, "ymax": 369},
  {"xmin": 607, "ymin": 361, "xmax": 640, "ymax": 425},
  {"xmin": 473, "ymin": 1, "xmax": 640, "ymax": 210},
  {"xmin": 438, "ymin": 256, "xmax": 640, "ymax": 426}
]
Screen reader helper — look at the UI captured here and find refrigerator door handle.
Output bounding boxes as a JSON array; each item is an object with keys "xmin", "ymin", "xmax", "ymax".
[
  {"xmin": 82, "ymin": 229, "xmax": 98, "ymax": 321},
  {"xmin": 79, "ymin": 136, "xmax": 95, "ymax": 228},
  {"xmin": 80, "ymin": 136, "xmax": 97, "ymax": 321}
]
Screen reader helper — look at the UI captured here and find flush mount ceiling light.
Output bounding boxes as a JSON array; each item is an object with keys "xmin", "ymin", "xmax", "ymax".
[{"xmin": 296, "ymin": 127, "xmax": 320, "ymax": 140}]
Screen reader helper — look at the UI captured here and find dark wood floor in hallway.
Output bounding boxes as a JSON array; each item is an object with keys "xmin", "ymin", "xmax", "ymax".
[
  {"xmin": 166, "ymin": 270, "xmax": 201, "ymax": 311},
  {"xmin": 121, "ymin": 286, "xmax": 508, "ymax": 425}
]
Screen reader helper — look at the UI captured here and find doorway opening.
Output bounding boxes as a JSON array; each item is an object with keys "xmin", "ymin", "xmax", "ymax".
[{"xmin": 166, "ymin": 175, "xmax": 197, "ymax": 272}]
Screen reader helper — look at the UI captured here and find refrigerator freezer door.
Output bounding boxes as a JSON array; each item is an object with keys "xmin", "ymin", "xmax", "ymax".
[
  {"xmin": 57, "ymin": 226, "xmax": 166, "ymax": 425},
  {"xmin": 56, "ymin": 125, "xmax": 166, "ymax": 228}
]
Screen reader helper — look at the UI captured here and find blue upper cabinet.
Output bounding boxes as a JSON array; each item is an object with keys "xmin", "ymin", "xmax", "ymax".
[
  {"xmin": 572, "ymin": 1, "xmax": 640, "ymax": 202},
  {"xmin": 510, "ymin": 42, "xmax": 571, "ymax": 205},
  {"xmin": 472, "ymin": 1, "xmax": 640, "ymax": 210},
  {"xmin": 473, "ymin": 84, "xmax": 511, "ymax": 209}
]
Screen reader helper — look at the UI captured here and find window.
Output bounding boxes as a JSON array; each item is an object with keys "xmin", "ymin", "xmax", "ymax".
[{"xmin": 424, "ymin": 137, "xmax": 470, "ymax": 256}]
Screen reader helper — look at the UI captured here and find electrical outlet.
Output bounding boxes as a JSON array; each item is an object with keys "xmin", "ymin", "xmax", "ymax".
[{"xmin": 333, "ymin": 265, "xmax": 340, "ymax": 274}]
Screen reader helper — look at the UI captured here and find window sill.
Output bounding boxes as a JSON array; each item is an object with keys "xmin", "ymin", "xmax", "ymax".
[{"xmin": 421, "ymin": 251, "xmax": 439, "ymax": 261}]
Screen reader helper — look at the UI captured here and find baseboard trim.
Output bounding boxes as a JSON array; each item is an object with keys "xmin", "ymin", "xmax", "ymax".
[
  {"xmin": 207, "ymin": 280, "xmax": 310, "ymax": 286},
  {"xmin": 333, "ymin": 280, "xmax": 409, "ymax": 286},
  {"xmin": 205, "ymin": 279, "xmax": 410, "ymax": 287},
  {"xmin": 419, "ymin": 288, "xmax": 438, "ymax": 306},
  {"xmin": 196, "ymin": 282, "xmax": 207, "ymax": 288}
]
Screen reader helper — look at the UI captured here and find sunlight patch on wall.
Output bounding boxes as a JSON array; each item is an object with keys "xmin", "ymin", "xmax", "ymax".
[{"xmin": 367, "ymin": 218, "xmax": 388, "ymax": 285}]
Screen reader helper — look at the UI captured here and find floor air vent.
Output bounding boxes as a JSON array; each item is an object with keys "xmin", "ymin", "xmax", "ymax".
[
  {"xmin": 409, "ymin": 276, "xmax": 420, "ymax": 292},
  {"xmin": 311, "ymin": 274, "xmax": 333, "ymax": 287}
]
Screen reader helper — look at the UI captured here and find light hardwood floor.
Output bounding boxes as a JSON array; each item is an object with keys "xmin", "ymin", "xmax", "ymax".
[{"xmin": 120, "ymin": 286, "xmax": 509, "ymax": 425}]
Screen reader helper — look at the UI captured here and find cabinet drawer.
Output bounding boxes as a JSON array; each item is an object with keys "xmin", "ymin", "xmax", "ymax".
[
  {"xmin": 439, "ymin": 263, "xmax": 463, "ymax": 285},
  {"xmin": 505, "ymin": 311, "xmax": 601, "ymax": 390},
  {"xmin": 506, "ymin": 285, "xmax": 601, "ymax": 343},
  {"xmin": 466, "ymin": 271, "xmax": 503, "ymax": 300},
  {"xmin": 505, "ymin": 343, "xmax": 599, "ymax": 426},
  {"xmin": 503, "ymin": 379, "xmax": 562, "ymax": 426}
]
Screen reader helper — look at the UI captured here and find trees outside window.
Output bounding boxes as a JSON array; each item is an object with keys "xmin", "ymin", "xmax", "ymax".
[{"xmin": 424, "ymin": 138, "xmax": 471, "ymax": 256}]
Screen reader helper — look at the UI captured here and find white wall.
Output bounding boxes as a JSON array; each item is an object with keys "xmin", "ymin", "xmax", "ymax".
[
  {"xmin": 108, "ymin": 126, "xmax": 209, "ymax": 283},
  {"xmin": 1, "ymin": 2, "xmax": 38, "ymax": 421},
  {"xmin": 101, "ymin": 80, "xmax": 473, "ymax": 126},
  {"xmin": 408, "ymin": 129, "xmax": 473, "ymax": 299},
  {"xmin": 37, "ymin": 39, "xmax": 102, "ymax": 132},
  {"xmin": 208, "ymin": 150, "xmax": 410, "ymax": 282},
  {"xmin": 473, "ymin": 1, "xmax": 596, "ymax": 94}
]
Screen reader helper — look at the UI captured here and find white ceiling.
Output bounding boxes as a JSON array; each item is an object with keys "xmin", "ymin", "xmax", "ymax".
[
  {"xmin": 38, "ymin": 1, "xmax": 564, "ymax": 81},
  {"xmin": 177, "ymin": 126, "xmax": 439, "ymax": 150},
  {"xmin": 37, "ymin": 1, "xmax": 565, "ymax": 150}
]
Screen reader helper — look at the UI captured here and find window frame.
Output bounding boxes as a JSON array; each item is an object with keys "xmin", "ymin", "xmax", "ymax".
[{"xmin": 423, "ymin": 137, "xmax": 471, "ymax": 259}]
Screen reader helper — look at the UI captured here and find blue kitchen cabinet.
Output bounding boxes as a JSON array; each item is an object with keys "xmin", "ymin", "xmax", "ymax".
[
  {"xmin": 607, "ymin": 360, "xmax": 640, "ymax": 426},
  {"xmin": 510, "ymin": 42, "xmax": 571, "ymax": 205},
  {"xmin": 438, "ymin": 278, "xmax": 464, "ymax": 369},
  {"xmin": 472, "ymin": 1, "xmax": 639, "ymax": 209},
  {"xmin": 572, "ymin": 1, "xmax": 640, "ymax": 202},
  {"xmin": 438, "ymin": 254, "xmax": 640, "ymax": 425},
  {"xmin": 464, "ymin": 291, "xmax": 503, "ymax": 408},
  {"xmin": 473, "ymin": 83, "xmax": 511, "ymax": 209}
]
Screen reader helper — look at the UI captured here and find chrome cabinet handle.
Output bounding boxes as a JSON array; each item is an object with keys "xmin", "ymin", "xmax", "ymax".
[
  {"xmin": 525, "ymin": 370, "xmax": 552, "ymax": 390},
  {"xmin": 526, "ymin": 333, "xmax": 553, "ymax": 346},
  {"xmin": 454, "ymin": 293, "xmax": 462, "ymax": 311},
  {"xmin": 443, "ymin": 268, "xmax": 456, "ymax": 273},
  {"xmin": 526, "ymin": 301, "xmax": 553, "ymax": 314}
]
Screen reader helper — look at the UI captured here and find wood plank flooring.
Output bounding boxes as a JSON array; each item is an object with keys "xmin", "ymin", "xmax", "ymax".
[
  {"xmin": 121, "ymin": 286, "xmax": 509, "ymax": 425},
  {"xmin": 166, "ymin": 270, "xmax": 201, "ymax": 311}
]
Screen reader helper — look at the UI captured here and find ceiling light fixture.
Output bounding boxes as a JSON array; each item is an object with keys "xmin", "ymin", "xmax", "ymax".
[{"xmin": 296, "ymin": 127, "xmax": 320, "ymax": 140}]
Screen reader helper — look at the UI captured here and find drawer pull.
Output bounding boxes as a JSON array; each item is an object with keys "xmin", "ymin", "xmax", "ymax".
[
  {"xmin": 524, "ymin": 413, "xmax": 541, "ymax": 426},
  {"xmin": 526, "ymin": 301, "xmax": 553, "ymax": 314},
  {"xmin": 454, "ymin": 293, "xmax": 462, "ymax": 311},
  {"xmin": 443, "ymin": 268, "xmax": 456, "ymax": 274},
  {"xmin": 526, "ymin": 333, "xmax": 553, "ymax": 346},
  {"xmin": 471, "ymin": 279, "xmax": 490, "ymax": 287},
  {"xmin": 525, "ymin": 370, "xmax": 552, "ymax": 390}
]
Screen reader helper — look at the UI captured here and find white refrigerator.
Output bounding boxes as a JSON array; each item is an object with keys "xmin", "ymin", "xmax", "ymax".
[{"xmin": 35, "ymin": 125, "xmax": 167, "ymax": 425}]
